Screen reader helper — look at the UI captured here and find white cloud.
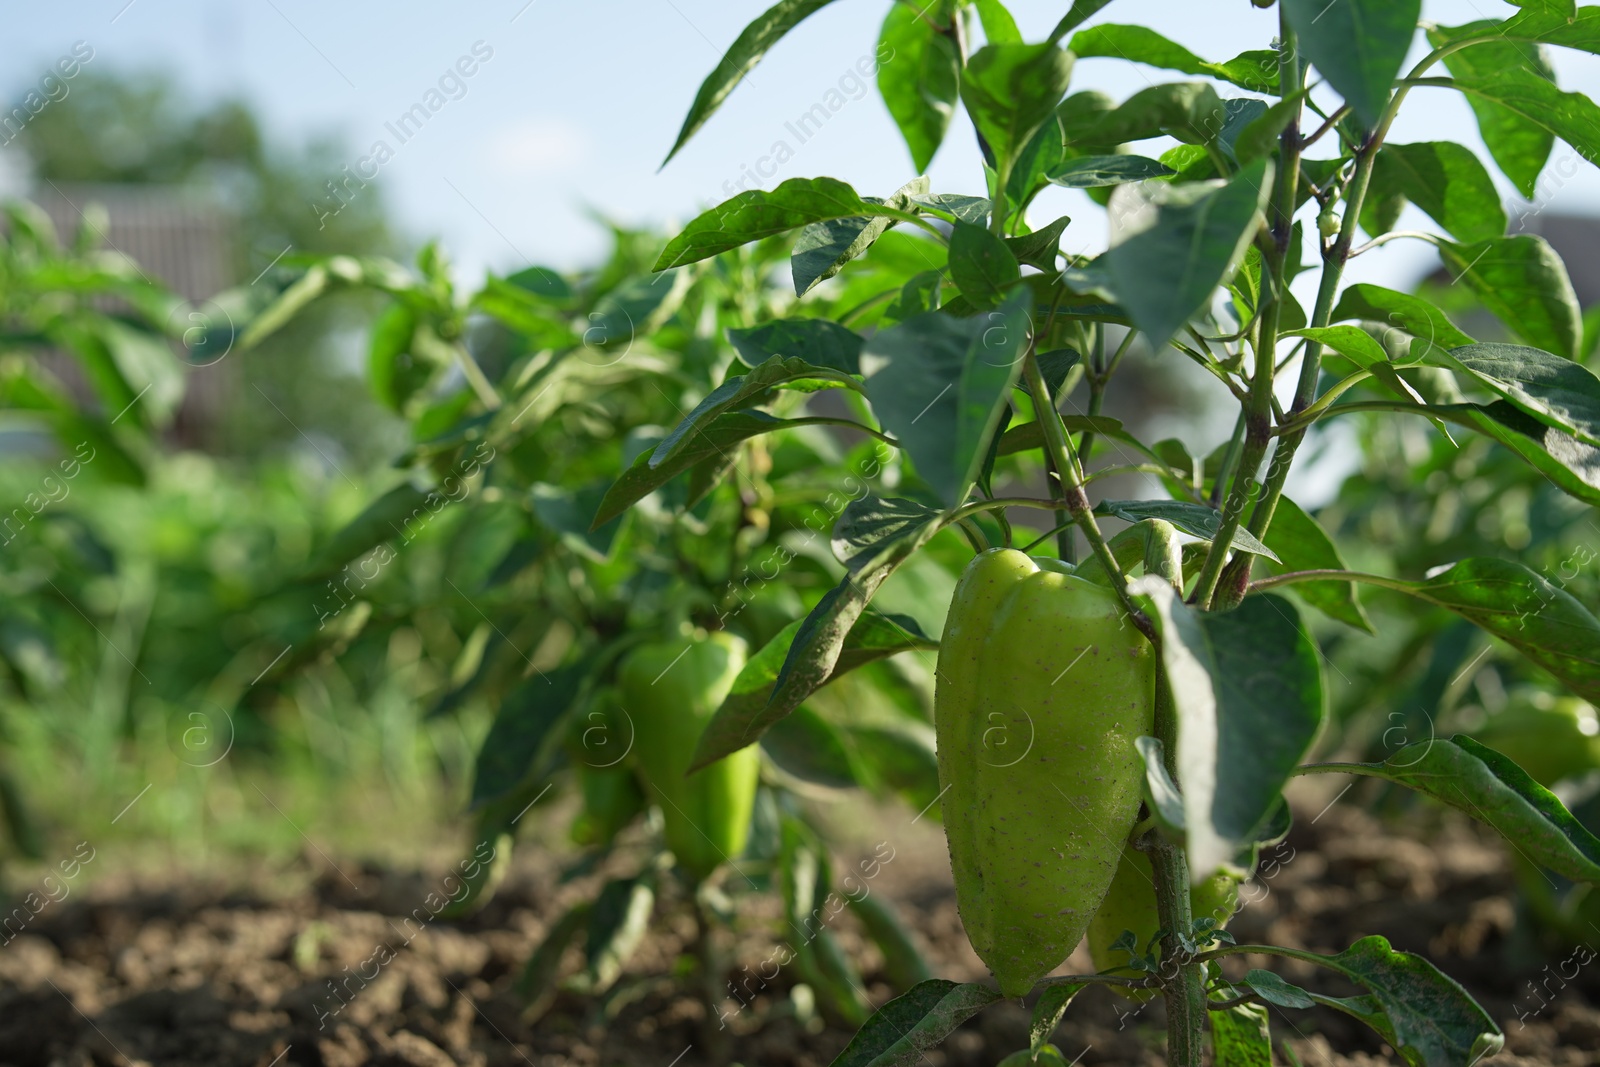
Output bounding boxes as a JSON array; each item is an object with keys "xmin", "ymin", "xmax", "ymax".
[{"xmin": 483, "ymin": 117, "xmax": 588, "ymax": 177}]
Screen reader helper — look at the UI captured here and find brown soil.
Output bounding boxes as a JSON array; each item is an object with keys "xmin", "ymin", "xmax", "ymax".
[{"xmin": 0, "ymin": 804, "xmax": 1596, "ymax": 1067}]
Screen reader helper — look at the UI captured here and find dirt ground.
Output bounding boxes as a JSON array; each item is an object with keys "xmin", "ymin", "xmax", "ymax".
[{"xmin": 0, "ymin": 801, "xmax": 1596, "ymax": 1067}]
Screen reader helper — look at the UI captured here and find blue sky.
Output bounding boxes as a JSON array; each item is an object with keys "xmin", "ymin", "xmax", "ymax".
[{"xmin": 3, "ymin": 0, "xmax": 1598, "ymax": 292}]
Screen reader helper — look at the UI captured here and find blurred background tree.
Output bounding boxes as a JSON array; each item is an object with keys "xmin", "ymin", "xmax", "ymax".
[{"xmin": 13, "ymin": 70, "xmax": 405, "ymax": 465}]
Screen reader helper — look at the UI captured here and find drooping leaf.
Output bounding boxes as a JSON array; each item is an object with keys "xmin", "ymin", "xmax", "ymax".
[
  {"xmin": 1282, "ymin": 0, "xmax": 1421, "ymax": 128},
  {"xmin": 655, "ymin": 178, "xmax": 920, "ymax": 270},
  {"xmin": 651, "ymin": 355, "xmax": 856, "ymax": 470},
  {"xmin": 1368, "ymin": 142, "xmax": 1507, "ymax": 244},
  {"xmin": 792, "ymin": 176, "xmax": 931, "ymax": 295},
  {"xmin": 877, "ymin": 4, "xmax": 962, "ymax": 172},
  {"xmin": 567, "ymin": 876, "xmax": 655, "ymax": 994},
  {"xmin": 662, "ymin": 0, "xmax": 844, "ymax": 166},
  {"xmin": 1212, "ymin": 1003, "xmax": 1272, "ymax": 1067},
  {"xmin": 1075, "ymin": 81, "xmax": 1227, "ymax": 148},
  {"xmin": 959, "ymin": 43, "xmax": 1076, "ymax": 176},
  {"xmin": 1029, "ymin": 983, "xmax": 1083, "ymax": 1050},
  {"xmin": 1251, "ymin": 936, "xmax": 1503, "ymax": 1067},
  {"xmin": 948, "ymin": 222, "xmax": 1021, "ymax": 308},
  {"xmin": 1425, "ymin": 343, "xmax": 1600, "ymax": 446},
  {"xmin": 1262, "ymin": 496, "xmax": 1374, "ymax": 633},
  {"xmin": 861, "ymin": 287, "xmax": 1032, "ymax": 506},
  {"xmin": 1404, "ymin": 556, "xmax": 1600, "ymax": 704},
  {"xmin": 1330, "ymin": 284, "xmax": 1475, "ymax": 349},
  {"xmin": 828, "ymin": 979, "xmax": 1001, "ymax": 1067},
  {"xmin": 1068, "ymin": 25, "xmax": 1277, "ymax": 94},
  {"xmin": 727, "ymin": 318, "xmax": 864, "ymax": 373},
  {"xmin": 1136, "ymin": 582, "xmax": 1324, "ymax": 880},
  {"xmin": 1455, "ymin": 400, "xmax": 1600, "ymax": 507},
  {"xmin": 1095, "ymin": 499, "xmax": 1280, "ymax": 561},
  {"xmin": 593, "ymin": 411, "xmax": 804, "ymax": 527},
  {"xmin": 1436, "ymin": 238, "xmax": 1582, "ymax": 358},
  {"xmin": 1244, "ymin": 969, "xmax": 1317, "ymax": 1009},
  {"xmin": 847, "ymin": 891, "xmax": 934, "ymax": 993},
  {"xmin": 1046, "ymin": 154, "xmax": 1175, "ymax": 187},
  {"xmin": 691, "ymin": 516, "xmax": 943, "ymax": 772},
  {"xmin": 470, "ymin": 662, "xmax": 591, "ymax": 808},
  {"xmin": 1449, "ymin": 66, "xmax": 1600, "ymax": 182},
  {"xmin": 515, "ymin": 902, "xmax": 591, "ymax": 1005},
  {"xmin": 1328, "ymin": 735, "xmax": 1600, "ymax": 883},
  {"xmin": 1103, "ymin": 160, "xmax": 1271, "ymax": 349},
  {"xmin": 1431, "ymin": 22, "xmax": 1558, "ymax": 197}
]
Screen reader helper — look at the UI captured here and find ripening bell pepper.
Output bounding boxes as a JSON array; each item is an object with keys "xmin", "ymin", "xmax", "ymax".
[
  {"xmin": 936, "ymin": 549, "xmax": 1156, "ymax": 997},
  {"xmin": 566, "ymin": 692, "xmax": 648, "ymax": 848},
  {"xmin": 620, "ymin": 631, "xmax": 757, "ymax": 882},
  {"xmin": 1087, "ymin": 844, "xmax": 1240, "ymax": 1000}
]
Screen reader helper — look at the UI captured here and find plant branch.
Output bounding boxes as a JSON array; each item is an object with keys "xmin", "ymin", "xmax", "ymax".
[{"xmin": 1022, "ymin": 348, "xmax": 1155, "ymax": 641}]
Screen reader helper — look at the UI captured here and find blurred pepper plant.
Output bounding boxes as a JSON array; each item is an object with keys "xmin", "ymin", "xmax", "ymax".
[{"xmin": 241, "ymin": 225, "xmax": 955, "ymax": 1034}]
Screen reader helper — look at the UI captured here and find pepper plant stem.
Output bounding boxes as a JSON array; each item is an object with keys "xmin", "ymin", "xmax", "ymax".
[
  {"xmin": 1146, "ymin": 832, "xmax": 1206, "ymax": 1067},
  {"xmin": 1022, "ymin": 348, "xmax": 1154, "ymax": 641}
]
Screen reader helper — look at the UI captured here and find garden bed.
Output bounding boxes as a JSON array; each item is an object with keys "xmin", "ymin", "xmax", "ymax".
[{"xmin": 1, "ymin": 803, "xmax": 1596, "ymax": 1067}]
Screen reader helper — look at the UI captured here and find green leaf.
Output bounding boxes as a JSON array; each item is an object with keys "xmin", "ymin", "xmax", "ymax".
[
  {"xmin": 1282, "ymin": 0, "xmax": 1420, "ymax": 128},
  {"xmin": 1450, "ymin": 66, "xmax": 1600, "ymax": 180},
  {"xmin": 828, "ymin": 979, "xmax": 1001, "ymax": 1067},
  {"xmin": 1256, "ymin": 936, "xmax": 1503, "ymax": 1067},
  {"xmin": 1046, "ymin": 155, "xmax": 1175, "ymax": 187},
  {"xmin": 1029, "ymin": 984, "xmax": 1083, "ymax": 1050},
  {"xmin": 593, "ymin": 411, "xmax": 804, "ymax": 527},
  {"xmin": 530, "ymin": 482, "xmax": 622, "ymax": 562},
  {"xmin": 1103, "ymin": 160, "xmax": 1271, "ymax": 349},
  {"xmin": 1075, "ymin": 81, "xmax": 1227, "ymax": 148},
  {"xmin": 973, "ymin": 0, "xmax": 1020, "ymax": 44},
  {"xmin": 1137, "ymin": 584, "xmax": 1324, "ymax": 880},
  {"xmin": 1287, "ymin": 325, "xmax": 1398, "ymax": 369},
  {"xmin": 1003, "ymin": 215, "xmax": 1071, "ymax": 272},
  {"xmin": 654, "ymin": 177, "xmax": 920, "ymax": 271},
  {"xmin": 959, "ymin": 43, "xmax": 1076, "ymax": 176},
  {"xmin": 308, "ymin": 483, "xmax": 430, "ymax": 577},
  {"xmin": 516, "ymin": 902, "xmax": 590, "ymax": 1003},
  {"xmin": 1263, "ymin": 497, "xmax": 1374, "ymax": 633},
  {"xmin": 847, "ymin": 891, "xmax": 934, "ymax": 993},
  {"xmin": 727, "ymin": 318, "xmax": 864, "ymax": 373},
  {"xmin": 661, "ymin": 0, "xmax": 844, "ymax": 166},
  {"xmin": 367, "ymin": 303, "xmax": 427, "ymax": 412},
  {"xmin": 832, "ymin": 496, "xmax": 946, "ymax": 571},
  {"xmin": 948, "ymin": 222, "xmax": 1021, "ymax": 308},
  {"xmin": 690, "ymin": 513, "xmax": 943, "ymax": 773},
  {"xmin": 1095, "ymin": 500, "xmax": 1280, "ymax": 562},
  {"xmin": 1244, "ymin": 969, "xmax": 1317, "ymax": 1009},
  {"xmin": 763, "ymin": 705, "xmax": 859, "ymax": 788},
  {"xmin": 861, "ymin": 287, "xmax": 1031, "ymax": 506},
  {"xmin": 239, "ymin": 264, "xmax": 329, "ymax": 349},
  {"xmin": 1212, "ymin": 1003, "xmax": 1272, "ymax": 1067},
  {"xmin": 907, "ymin": 194, "xmax": 991, "ymax": 225},
  {"xmin": 1427, "ymin": 343, "xmax": 1600, "ymax": 446},
  {"xmin": 1431, "ymin": 23, "xmax": 1557, "ymax": 198},
  {"xmin": 470, "ymin": 662, "xmax": 590, "ymax": 808},
  {"xmin": 1457, "ymin": 400, "xmax": 1600, "ymax": 507},
  {"xmin": 1047, "ymin": 0, "xmax": 1116, "ymax": 43},
  {"xmin": 877, "ymin": 4, "xmax": 962, "ymax": 172},
  {"xmin": 1436, "ymin": 239, "xmax": 1582, "ymax": 359},
  {"xmin": 792, "ymin": 176, "xmax": 931, "ymax": 296},
  {"xmin": 651, "ymin": 354, "xmax": 853, "ymax": 470},
  {"xmin": 1330, "ymin": 284, "xmax": 1475, "ymax": 349},
  {"xmin": 1503, "ymin": 6, "xmax": 1600, "ymax": 51},
  {"xmin": 1331, "ymin": 736, "xmax": 1600, "ymax": 884},
  {"xmin": 1369, "ymin": 142, "xmax": 1507, "ymax": 244},
  {"xmin": 568, "ymin": 876, "xmax": 655, "ymax": 994},
  {"xmin": 1406, "ymin": 556, "xmax": 1600, "ymax": 705},
  {"xmin": 1068, "ymin": 25, "xmax": 1277, "ymax": 94}
]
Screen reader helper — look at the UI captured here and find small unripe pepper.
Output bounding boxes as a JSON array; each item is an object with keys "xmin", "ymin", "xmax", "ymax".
[
  {"xmin": 936, "ymin": 549, "xmax": 1157, "ymax": 996},
  {"xmin": 620, "ymin": 632, "xmax": 757, "ymax": 882},
  {"xmin": 1087, "ymin": 843, "xmax": 1241, "ymax": 1000}
]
